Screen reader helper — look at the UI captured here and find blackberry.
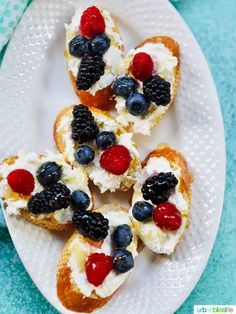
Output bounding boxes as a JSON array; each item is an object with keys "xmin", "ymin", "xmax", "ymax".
[
  {"xmin": 141, "ymin": 172, "xmax": 178, "ymax": 205},
  {"xmin": 143, "ymin": 75, "xmax": 171, "ymax": 106},
  {"xmin": 72, "ymin": 210, "xmax": 109, "ymax": 241},
  {"xmin": 28, "ymin": 183, "xmax": 71, "ymax": 214},
  {"xmin": 76, "ymin": 54, "xmax": 105, "ymax": 90},
  {"xmin": 71, "ymin": 104, "xmax": 99, "ymax": 143}
]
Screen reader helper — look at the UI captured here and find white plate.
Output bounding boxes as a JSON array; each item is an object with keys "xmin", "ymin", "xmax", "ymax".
[{"xmin": 0, "ymin": 0, "xmax": 225, "ymax": 313}]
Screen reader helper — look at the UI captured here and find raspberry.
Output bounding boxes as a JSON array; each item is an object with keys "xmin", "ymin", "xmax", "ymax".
[
  {"xmin": 7, "ymin": 169, "xmax": 35, "ymax": 195},
  {"xmin": 80, "ymin": 6, "xmax": 105, "ymax": 38},
  {"xmin": 86, "ymin": 253, "xmax": 113, "ymax": 286},
  {"xmin": 153, "ymin": 202, "xmax": 182, "ymax": 231},
  {"xmin": 100, "ymin": 145, "xmax": 132, "ymax": 175},
  {"xmin": 131, "ymin": 52, "xmax": 154, "ymax": 81}
]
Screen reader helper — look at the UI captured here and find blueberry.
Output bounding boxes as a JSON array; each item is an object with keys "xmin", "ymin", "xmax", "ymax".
[
  {"xmin": 125, "ymin": 93, "xmax": 150, "ymax": 116},
  {"xmin": 113, "ymin": 76, "xmax": 137, "ymax": 98},
  {"xmin": 112, "ymin": 224, "xmax": 133, "ymax": 248},
  {"xmin": 69, "ymin": 35, "xmax": 89, "ymax": 58},
  {"xmin": 89, "ymin": 33, "xmax": 110, "ymax": 55},
  {"xmin": 71, "ymin": 190, "xmax": 90, "ymax": 211},
  {"xmin": 95, "ymin": 131, "xmax": 116, "ymax": 150},
  {"xmin": 113, "ymin": 249, "xmax": 134, "ymax": 273},
  {"xmin": 74, "ymin": 145, "xmax": 95, "ymax": 165},
  {"xmin": 132, "ymin": 201, "xmax": 154, "ymax": 221},
  {"xmin": 36, "ymin": 161, "xmax": 62, "ymax": 187}
]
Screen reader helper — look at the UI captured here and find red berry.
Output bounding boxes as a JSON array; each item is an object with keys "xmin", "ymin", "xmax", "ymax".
[
  {"xmin": 86, "ymin": 253, "xmax": 113, "ymax": 286},
  {"xmin": 80, "ymin": 6, "xmax": 105, "ymax": 38},
  {"xmin": 7, "ymin": 169, "xmax": 35, "ymax": 195},
  {"xmin": 131, "ymin": 52, "xmax": 154, "ymax": 81},
  {"xmin": 100, "ymin": 145, "xmax": 132, "ymax": 175},
  {"xmin": 153, "ymin": 202, "xmax": 182, "ymax": 231}
]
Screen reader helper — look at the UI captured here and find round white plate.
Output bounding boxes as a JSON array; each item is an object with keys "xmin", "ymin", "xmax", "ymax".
[{"xmin": 0, "ymin": 0, "xmax": 225, "ymax": 313}]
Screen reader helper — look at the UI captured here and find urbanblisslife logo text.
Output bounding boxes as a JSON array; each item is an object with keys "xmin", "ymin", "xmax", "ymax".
[{"xmin": 194, "ymin": 306, "xmax": 236, "ymax": 313}]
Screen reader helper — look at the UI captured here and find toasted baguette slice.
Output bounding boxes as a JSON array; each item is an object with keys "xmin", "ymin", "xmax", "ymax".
[
  {"xmin": 115, "ymin": 36, "xmax": 180, "ymax": 135},
  {"xmin": 57, "ymin": 204, "xmax": 138, "ymax": 313},
  {"xmin": 0, "ymin": 152, "xmax": 93, "ymax": 230},
  {"xmin": 54, "ymin": 105, "xmax": 141, "ymax": 193},
  {"xmin": 65, "ymin": 6, "xmax": 124, "ymax": 110},
  {"xmin": 130, "ymin": 144, "xmax": 192, "ymax": 255}
]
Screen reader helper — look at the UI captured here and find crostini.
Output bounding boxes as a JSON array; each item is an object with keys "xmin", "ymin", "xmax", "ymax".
[
  {"xmin": 114, "ymin": 36, "xmax": 180, "ymax": 134},
  {"xmin": 130, "ymin": 144, "xmax": 192, "ymax": 255},
  {"xmin": 65, "ymin": 6, "xmax": 124, "ymax": 110},
  {"xmin": 0, "ymin": 151, "xmax": 93, "ymax": 230},
  {"xmin": 57, "ymin": 204, "xmax": 138, "ymax": 313},
  {"xmin": 54, "ymin": 104, "xmax": 141, "ymax": 193}
]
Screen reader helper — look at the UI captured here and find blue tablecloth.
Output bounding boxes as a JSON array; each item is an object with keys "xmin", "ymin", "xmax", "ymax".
[{"xmin": 0, "ymin": 0, "xmax": 235, "ymax": 313}]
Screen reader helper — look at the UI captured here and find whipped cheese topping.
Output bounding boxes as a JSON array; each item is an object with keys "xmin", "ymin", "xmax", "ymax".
[
  {"xmin": 65, "ymin": 7, "xmax": 123, "ymax": 95},
  {"xmin": 130, "ymin": 156, "xmax": 188, "ymax": 255},
  {"xmin": 57, "ymin": 110, "xmax": 141, "ymax": 193},
  {"xmin": 0, "ymin": 151, "xmax": 92, "ymax": 222},
  {"xmin": 88, "ymin": 132, "xmax": 140, "ymax": 193},
  {"xmin": 68, "ymin": 210, "xmax": 138, "ymax": 298},
  {"xmin": 116, "ymin": 42, "xmax": 178, "ymax": 135}
]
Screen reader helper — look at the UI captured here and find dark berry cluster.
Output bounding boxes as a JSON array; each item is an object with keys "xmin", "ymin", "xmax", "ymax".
[
  {"xmin": 141, "ymin": 172, "xmax": 178, "ymax": 205},
  {"xmin": 71, "ymin": 104, "xmax": 99, "ymax": 144},
  {"xmin": 28, "ymin": 182, "xmax": 71, "ymax": 214},
  {"xmin": 76, "ymin": 54, "xmax": 105, "ymax": 90},
  {"xmin": 143, "ymin": 75, "xmax": 171, "ymax": 106},
  {"xmin": 72, "ymin": 210, "xmax": 109, "ymax": 241}
]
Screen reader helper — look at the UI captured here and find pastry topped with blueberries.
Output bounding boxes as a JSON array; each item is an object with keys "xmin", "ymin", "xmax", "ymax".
[
  {"xmin": 0, "ymin": 151, "xmax": 92, "ymax": 230},
  {"xmin": 114, "ymin": 36, "xmax": 180, "ymax": 134},
  {"xmin": 54, "ymin": 104, "xmax": 141, "ymax": 193},
  {"xmin": 130, "ymin": 144, "xmax": 192, "ymax": 255},
  {"xmin": 57, "ymin": 204, "xmax": 138, "ymax": 313},
  {"xmin": 65, "ymin": 6, "xmax": 124, "ymax": 110}
]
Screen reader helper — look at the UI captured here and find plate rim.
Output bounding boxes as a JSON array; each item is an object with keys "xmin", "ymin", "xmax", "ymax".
[{"xmin": 0, "ymin": 0, "xmax": 226, "ymax": 313}]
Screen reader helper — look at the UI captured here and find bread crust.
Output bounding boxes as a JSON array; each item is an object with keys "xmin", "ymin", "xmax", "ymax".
[
  {"xmin": 57, "ymin": 230, "xmax": 113, "ymax": 313},
  {"xmin": 119, "ymin": 36, "xmax": 180, "ymax": 133},
  {"xmin": 54, "ymin": 105, "xmax": 141, "ymax": 192},
  {"xmin": 54, "ymin": 105, "xmax": 120, "ymax": 157},
  {"xmin": 70, "ymin": 73, "xmax": 116, "ymax": 111},
  {"xmin": 131, "ymin": 144, "xmax": 193, "ymax": 254},
  {"xmin": 0, "ymin": 155, "xmax": 91, "ymax": 231},
  {"xmin": 57, "ymin": 205, "xmax": 136, "ymax": 312},
  {"xmin": 53, "ymin": 105, "xmax": 74, "ymax": 155},
  {"xmin": 134, "ymin": 36, "xmax": 180, "ymax": 103},
  {"xmin": 67, "ymin": 12, "xmax": 124, "ymax": 111},
  {"xmin": 142, "ymin": 144, "xmax": 192, "ymax": 207}
]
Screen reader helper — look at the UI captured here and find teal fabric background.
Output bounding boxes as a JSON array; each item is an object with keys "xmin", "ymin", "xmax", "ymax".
[{"xmin": 0, "ymin": 0, "xmax": 235, "ymax": 313}]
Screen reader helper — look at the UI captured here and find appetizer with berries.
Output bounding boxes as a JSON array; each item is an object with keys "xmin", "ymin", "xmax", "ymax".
[
  {"xmin": 0, "ymin": 152, "xmax": 92, "ymax": 230},
  {"xmin": 57, "ymin": 204, "xmax": 138, "ymax": 312},
  {"xmin": 65, "ymin": 6, "xmax": 124, "ymax": 110},
  {"xmin": 114, "ymin": 36, "xmax": 180, "ymax": 134},
  {"xmin": 130, "ymin": 145, "xmax": 192, "ymax": 254},
  {"xmin": 54, "ymin": 104, "xmax": 141, "ymax": 193}
]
